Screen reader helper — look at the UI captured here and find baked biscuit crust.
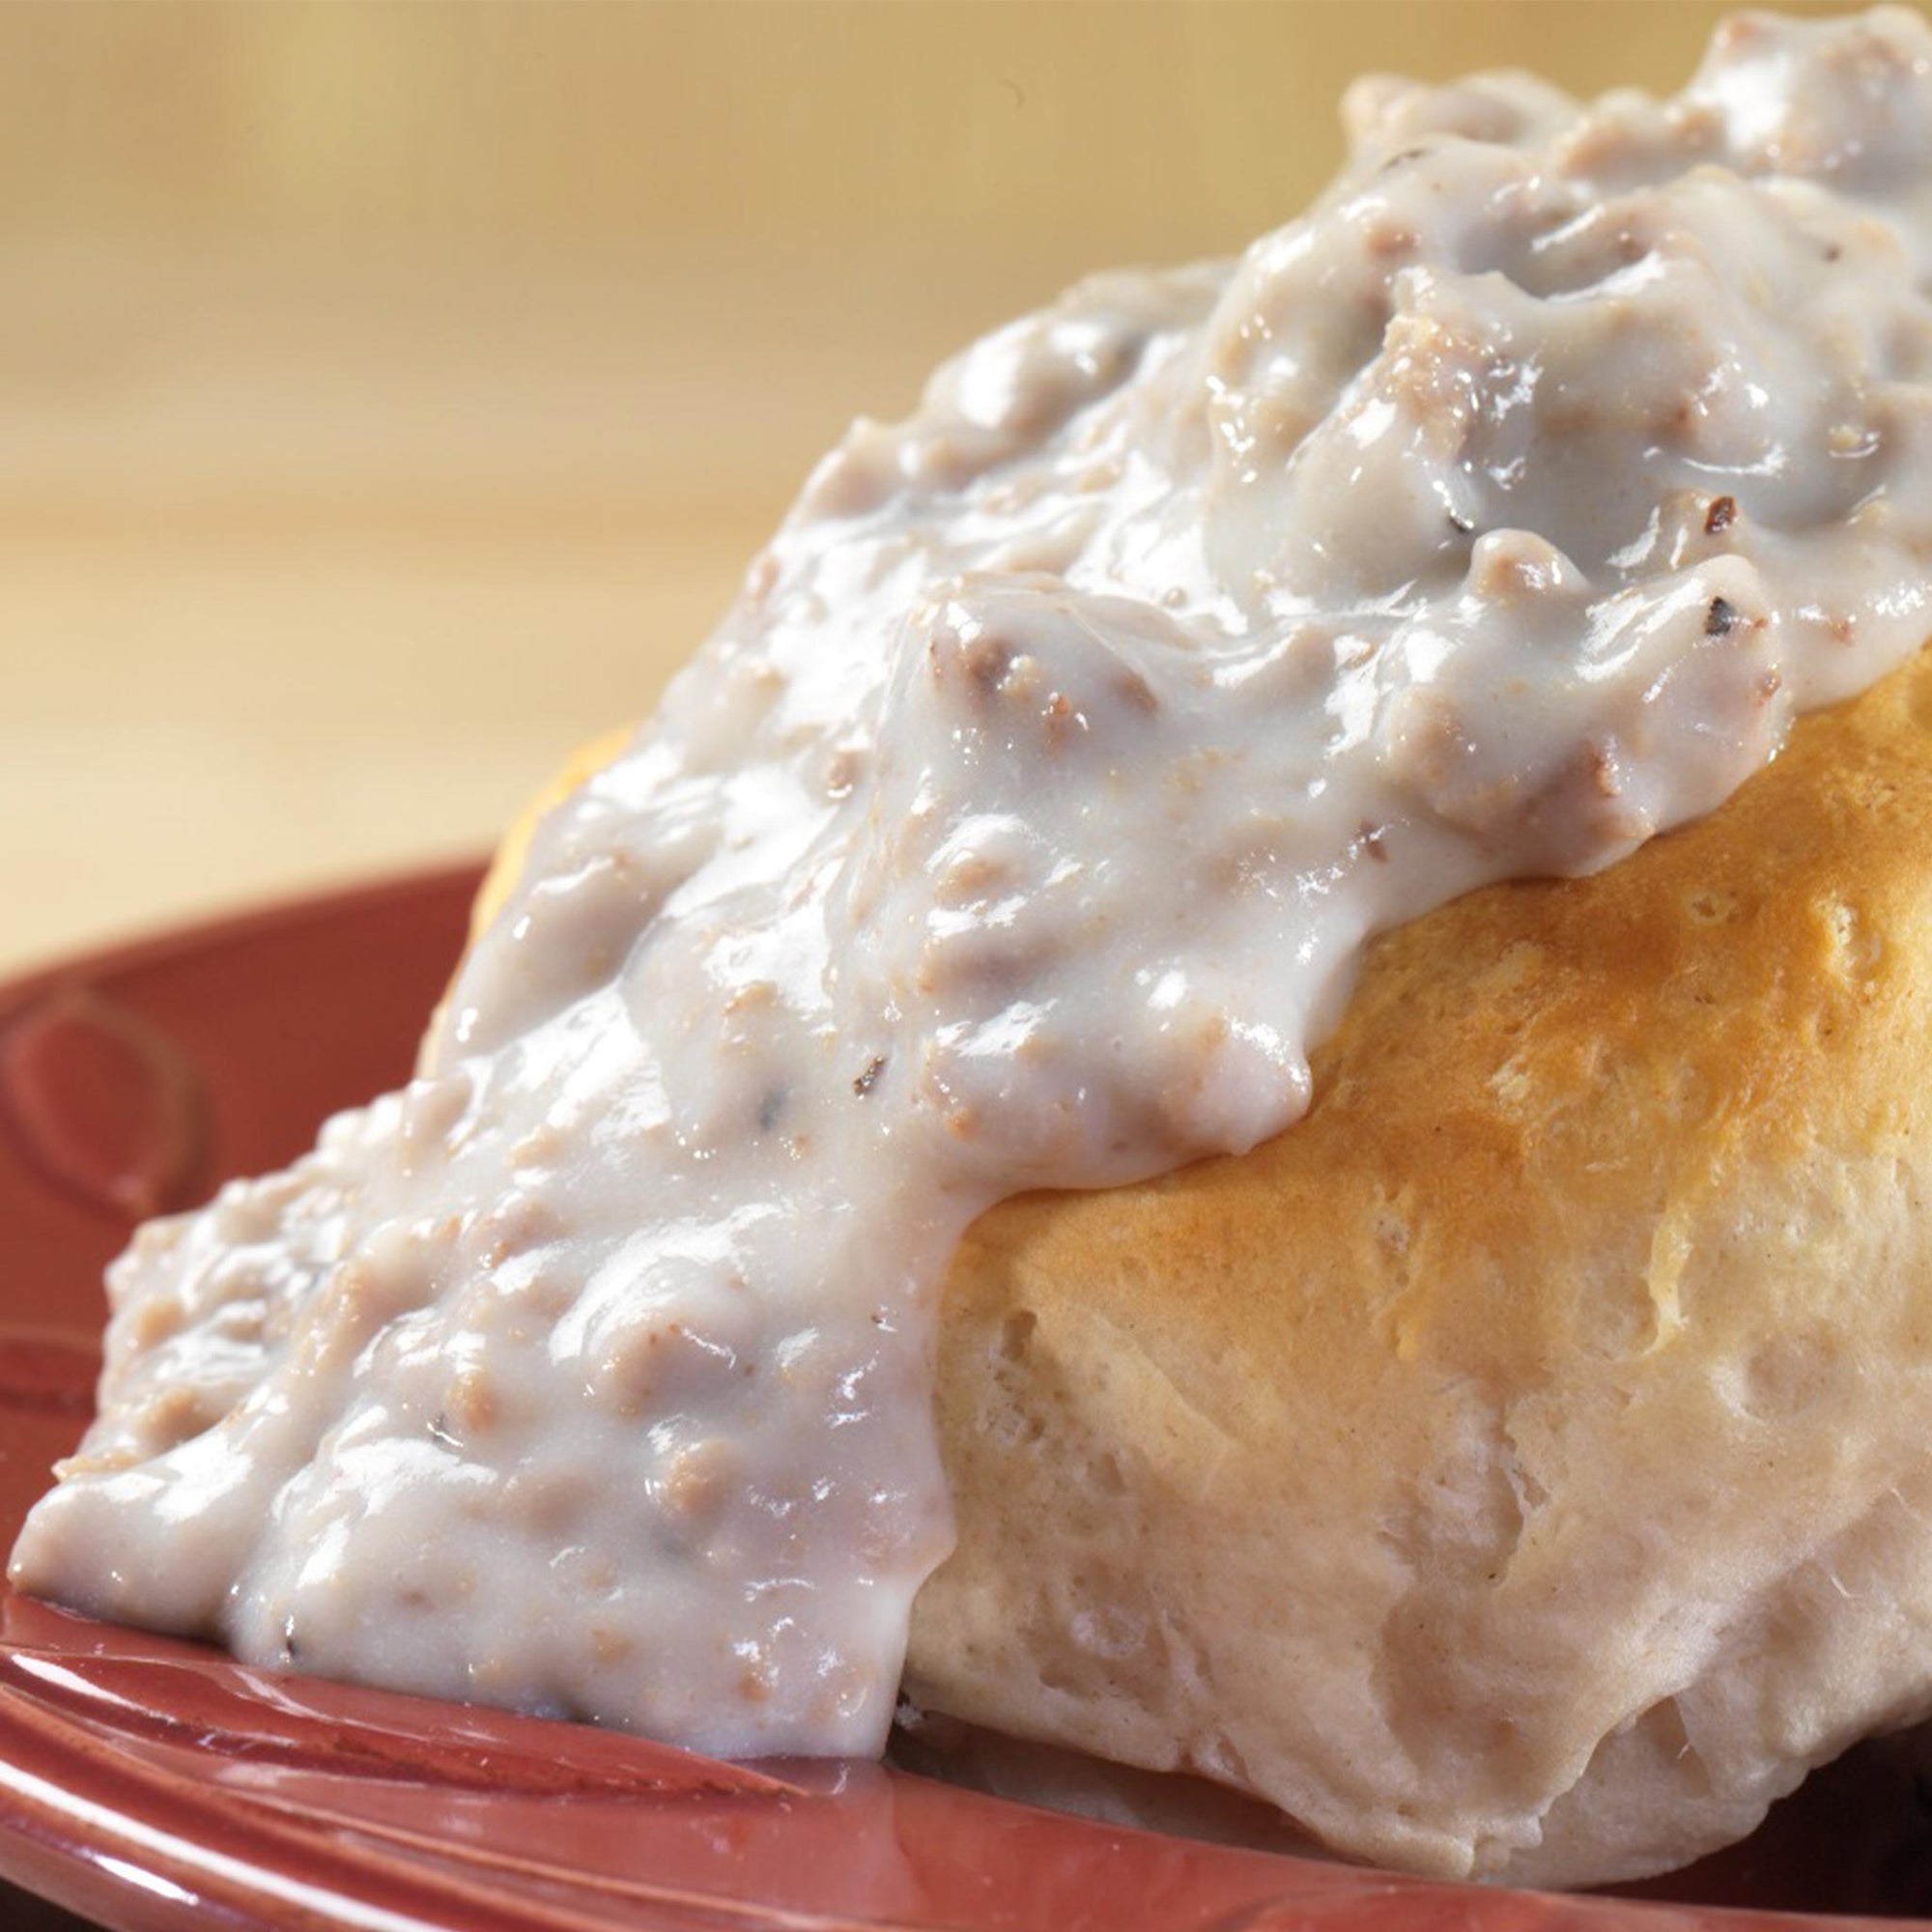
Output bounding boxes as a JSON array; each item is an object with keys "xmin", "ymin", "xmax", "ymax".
[{"xmin": 907, "ymin": 644, "xmax": 1932, "ymax": 1884}]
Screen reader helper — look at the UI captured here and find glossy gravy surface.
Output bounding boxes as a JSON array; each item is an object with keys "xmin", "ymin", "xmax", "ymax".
[{"xmin": 17, "ymin": 7, "xmax": 1932, "ymax": 1755}]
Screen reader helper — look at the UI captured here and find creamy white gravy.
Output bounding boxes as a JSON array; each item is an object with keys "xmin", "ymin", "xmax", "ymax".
[{"xmin": 17, "ymin": 7, "xmax": 1932, "ymax": 1757}]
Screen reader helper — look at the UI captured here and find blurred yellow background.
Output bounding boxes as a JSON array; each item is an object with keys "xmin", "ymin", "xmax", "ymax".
[{"xmin": 0, "ymin": 0, "xmax": 1885, "ymax": 974}]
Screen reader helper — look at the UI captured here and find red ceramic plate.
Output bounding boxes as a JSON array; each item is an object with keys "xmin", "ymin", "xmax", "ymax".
[{"xmin": 0, "ymin": 867, "xmax": 1922, "ymax": 1932}]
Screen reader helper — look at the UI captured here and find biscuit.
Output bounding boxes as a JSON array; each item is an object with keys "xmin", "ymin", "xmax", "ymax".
[{"xmin": 484, "ymin": 641, "xmax": 1932, "ymax": 1884}]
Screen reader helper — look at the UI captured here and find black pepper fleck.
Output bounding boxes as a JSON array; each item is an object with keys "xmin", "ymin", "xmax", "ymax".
[
  {"xmin": 1447, "ymin": 509, "xmax": 1475, "ymax": 535},
  {"xmin": 1705, "ymin": 596, "xmax": 1739, "ymax": 638},
  {"xmin": 1704, "ymin": 495, "xmax": 1736, "ymax": 535},
  {"xmin": 853, "ymin": 1056, "xmax": 888, "ymax": 1097}
]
